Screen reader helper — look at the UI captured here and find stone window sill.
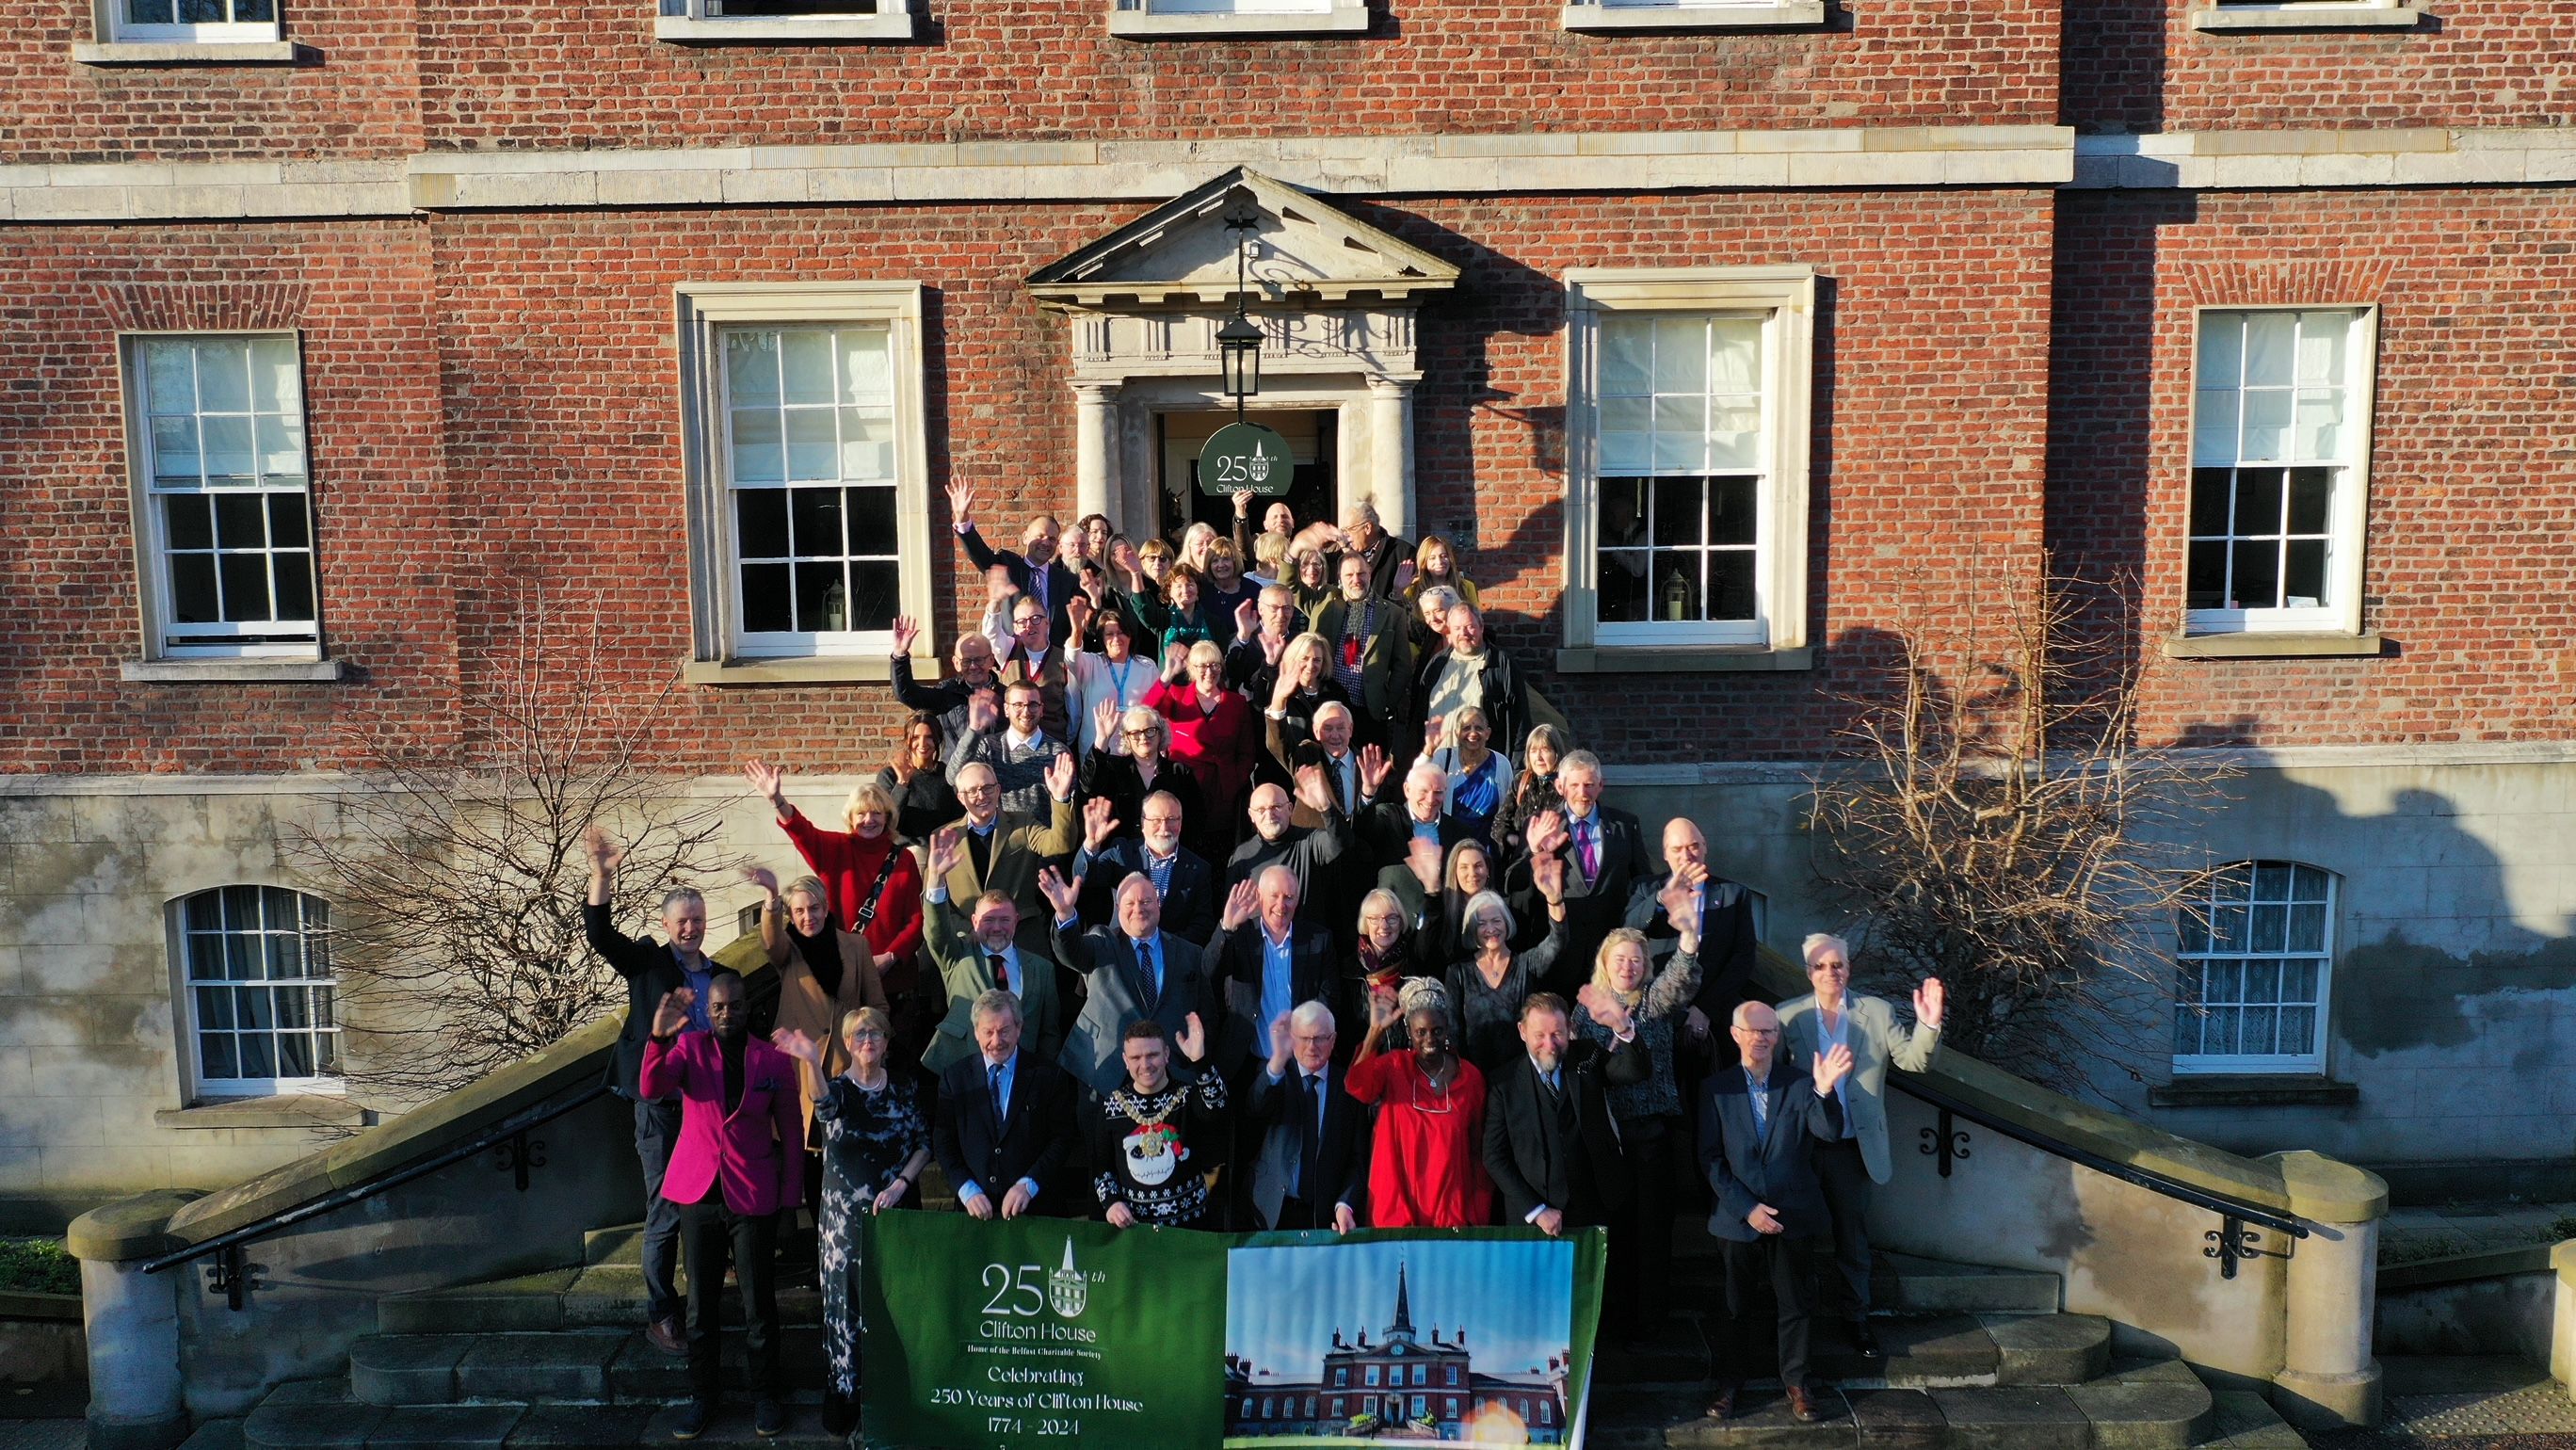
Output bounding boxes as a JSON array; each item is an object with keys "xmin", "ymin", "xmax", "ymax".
[
  {"xmin": 654, "ymin": 11, "xmax": 920, "ymax": 42},
  {"xmin": 2149, "ymin": 1075, "xmax": 2359, "ymax": 1108},
  {"xmin": 155, "ymin": 1094, "xmax": 367, "ymax": 1131},
  {"xmin": 1554, "ymin": 644, "xmax": 1812, "ymax": 673},
  {"xmin": 122, "ymin": 657, "xmax": 346, "ymax": 684},
  {"xmin": 1561, "ymin": 0, "xmax": 1823, "ymax": 31},
  {"xmin": 2189, "ymin": 3, "xmax": 2423, "ymax": 31},
  {"xmin": 2161, "ymin": 632, "xmax": 2383, "ymax": 660},
  {"xmin": 72, "ymin": 40, "xmax": 302, "ymax": 64},
  {"xmin": 684, "ymin": 655, "xmax": 913, "ymax": 686},
  {"xmin": 1107, "ymin": 5, "xmax": 1369, "ymax": 39}
]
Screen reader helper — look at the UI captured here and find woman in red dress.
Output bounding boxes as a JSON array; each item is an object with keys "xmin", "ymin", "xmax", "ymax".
[
  {"xmin": 1144, "ymin": 639, "xmax": 1257, "ymax": 857},
  {"xmin": 1344, "ymin": 978, "xmax": 1490, "ymax": 1229},
  {"xmin": 742, "ymin": 758, "xmax": 926, "ymax": 980}
]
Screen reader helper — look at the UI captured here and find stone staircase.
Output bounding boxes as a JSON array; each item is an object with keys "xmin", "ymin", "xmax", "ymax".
[{"xmin": 233, "ymin": 1216, "xmax": 2317, "ymax": 1450}]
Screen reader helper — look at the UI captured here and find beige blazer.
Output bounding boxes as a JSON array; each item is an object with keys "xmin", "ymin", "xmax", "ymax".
[{"xmin": 1774, "ymin": 991, "xmax": 1940, "ymax": 1184}]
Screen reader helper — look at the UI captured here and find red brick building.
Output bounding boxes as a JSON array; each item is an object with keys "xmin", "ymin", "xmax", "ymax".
[{"xmin": 4, "ymin": 0, "xmax": 2569, "ymax": 1222}]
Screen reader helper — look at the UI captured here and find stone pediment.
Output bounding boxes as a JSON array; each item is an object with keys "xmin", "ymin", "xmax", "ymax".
[{"xmin": 1027, "ymin": 168, "xmax": 1459, "ymax": 309}]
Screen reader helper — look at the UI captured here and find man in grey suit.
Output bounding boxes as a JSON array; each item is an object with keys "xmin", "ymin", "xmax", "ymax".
[
  {"xmin": 1699, "ymin": 1003, "xmax": 1853, "ymax": 1424},
  {"xmin": 1042, "ymin": 866, "xmax": 1210, "ymax": 1097},
  {"xmin": 1775, "ymin": 933, "xmax": 1944, "ymax": 1359}
]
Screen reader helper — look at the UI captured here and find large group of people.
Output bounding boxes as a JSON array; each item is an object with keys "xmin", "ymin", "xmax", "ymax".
[{"xmin": 580, "ymin": 491, "xmax": 1946, "ymax": 1438}]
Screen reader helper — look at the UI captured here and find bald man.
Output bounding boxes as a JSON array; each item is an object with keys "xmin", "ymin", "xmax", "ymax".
[{"xmin": 1626, "ymin": 815, "xmax": 1762, "ymax": 1067}]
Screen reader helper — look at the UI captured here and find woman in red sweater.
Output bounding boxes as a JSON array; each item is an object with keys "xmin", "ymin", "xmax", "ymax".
[
  {"xmin": 1144, "ymin": 640, "xmax": 1257, "ymax": 860},
  {"xmin": 742, "ymin": 760, "xmax": 926, "ymax": 976}
]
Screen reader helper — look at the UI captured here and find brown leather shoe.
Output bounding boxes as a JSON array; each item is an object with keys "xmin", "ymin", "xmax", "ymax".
[
  {"xmin": 1786, "ymin": 1386, "xmax": 1827, "ymax": 1423},
  {"xmin": 647, "ymin": 1314, "xmax": 685, "ymax": 1356},
  {"xmin": 1704, "ymin": 1385, "xmax": 1738, "ymax": 1422}
]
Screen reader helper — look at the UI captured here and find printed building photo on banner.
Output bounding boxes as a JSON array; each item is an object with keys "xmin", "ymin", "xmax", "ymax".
[{"xmin": 1222, "ymin": 1239, "xmax": 1576, "ymax": 1446}]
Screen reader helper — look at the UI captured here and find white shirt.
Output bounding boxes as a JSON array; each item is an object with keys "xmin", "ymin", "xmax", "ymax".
[{"xmin": 1814, "ymin": 1002, "xmax": 1857, "ymax": 1138}]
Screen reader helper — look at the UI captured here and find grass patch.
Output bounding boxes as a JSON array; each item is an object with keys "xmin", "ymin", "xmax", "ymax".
[{"xmin": 0, "ymin": 1237, "xmax": 80, "ymax": 1297}]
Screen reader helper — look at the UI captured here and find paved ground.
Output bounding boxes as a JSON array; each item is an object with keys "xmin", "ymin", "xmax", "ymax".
[
  {"xmin": 0, "ymin": 1423, "xmax": 83, "ymax": 1450},
  {"xmin": 2381, "ymin": 1201, "xmax": 2576, "ymax": 1266}
]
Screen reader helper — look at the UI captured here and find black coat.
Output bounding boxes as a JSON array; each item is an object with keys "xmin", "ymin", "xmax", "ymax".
[
  {"xmin": 1356, "ymin": 800, "xmax": 1479, "ymax": 878},
  {"xmin": 1201, "ymin": 918, "xmax": 1340, "ymax": 1074},
  {"xmin": 931, "ymin": 1048, "xmax": 1076, "ymax": 1211},
  {"xmin": 1482, "ymin": 1038, "xmax": 1648, "ymax": 1228},
  {"xmin": 584, "ymin": 902, "xmax": 703, "ymax": 1101},
  {"xmin": 1513, "ymin": 806, "xmax": 1650, "ymax": 990},
  {"xmin": 1078, "ymin": 750, "xmax": 1209, "ymax": 852},
  {"xmin": 1698, "ymin": 1062, "xmax": 1842, "ymax": 1242},
  {"xmin": 1627, "ymin": 869, "xmax": 1763, "ymax": 1063},
  {"xmin": 1245, "ymin": 1060, "xmax": 1370, "ymax": 1226}
]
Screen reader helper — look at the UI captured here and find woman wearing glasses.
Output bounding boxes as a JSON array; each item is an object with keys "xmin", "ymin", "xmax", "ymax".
[
  {"xmin": 1079, "ymin": 701, "xmax": 1208, "ymax": 847},
  {"xmin": 775, "ymin": 1006, "xmax": 928, "ymax": 1437}
]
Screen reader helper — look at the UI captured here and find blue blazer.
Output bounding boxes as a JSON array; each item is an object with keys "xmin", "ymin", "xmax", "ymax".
[
  {"xmin": 1071, "ymin": 837, "xmax": 1217, "ymax": 948},
  {"xmin": 1697, "ymin": 1062, "xmax": 1843, "ymax": 1243}
]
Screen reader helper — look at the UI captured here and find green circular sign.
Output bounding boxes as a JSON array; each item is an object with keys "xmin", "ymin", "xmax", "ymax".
[{"xmin": 1198, "ymin": 421, "xmax": 1296, "ymax": 497}]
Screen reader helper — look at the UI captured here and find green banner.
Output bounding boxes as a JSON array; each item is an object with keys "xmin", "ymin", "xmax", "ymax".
[{"xmin": 862, "ymin": 1215, "xmax": 1605, "ymax": 1449}]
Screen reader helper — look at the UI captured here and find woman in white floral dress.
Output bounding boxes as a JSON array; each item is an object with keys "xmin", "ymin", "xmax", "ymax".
[{"xmin": 781, "ymin": 1006, "xmax": 930, "ymax": 1437}]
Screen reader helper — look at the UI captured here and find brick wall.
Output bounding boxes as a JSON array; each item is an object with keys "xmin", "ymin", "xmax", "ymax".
[
  {"xmin": 2067, "ymin": 0, "xmax": 2576, "ymax": 134},
  {"xmin": 4, "ymin": 0, "xmax": 420, "ymax": 165},
  {"xmin": 0, "ymin": 222, "xmax": 455, "ymax": 771},
  {"xmin": 2049, "ymin": 186, "xmax": 2576, "ymax": 747},
  {"xmin": 0, "ymin": 188, "xmax": 2055, "ymax": 774}
]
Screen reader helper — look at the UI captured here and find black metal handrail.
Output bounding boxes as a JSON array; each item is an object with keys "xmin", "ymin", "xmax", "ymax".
[
  {"xmin": 1892, "ymin": 1072, "xmax": 2310, "ymax": 1242},
  {"xmin": 140, "ymin": 1083, "xmax": 612, "ymax": 1279}
]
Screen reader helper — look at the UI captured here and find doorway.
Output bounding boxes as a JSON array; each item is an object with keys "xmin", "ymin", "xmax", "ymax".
[{"xmin": 1152, "ymin": 409, "xmax": 1337, "ymax": 548}]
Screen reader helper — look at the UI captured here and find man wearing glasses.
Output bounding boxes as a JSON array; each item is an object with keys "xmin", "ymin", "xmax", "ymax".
[
  {"xmin": 1071, "ymin": 789, "xmax": 1217, "ymax": 948},
  {"xmin": 945, "ymin": 680, "xmax": 1065, "ymax": 819},
  {"xmin": 996, "ymin": 595, "xmax": 1073, "ymax": 745}
]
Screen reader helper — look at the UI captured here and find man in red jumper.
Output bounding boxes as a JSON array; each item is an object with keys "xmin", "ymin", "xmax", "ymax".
[{"xmin": 640, "ymin": 974, "xmax": 805, "ymax": 1440}]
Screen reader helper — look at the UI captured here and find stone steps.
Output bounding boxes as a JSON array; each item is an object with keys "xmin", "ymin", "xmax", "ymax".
[
  {"xmin": 1595, "ymin": 1312, "xmax": 2111, "ymax": 1391},
  {"xmin": 378, "ymin": 1266, "xmax": 824, "ymax": 1336},
  {"xmin": 347, "ymin": 1328, "xmax": 829, "ymax": 1408},
  {"xmin": 1593, "ymin": 1359, "xmax": 2225, "ymax": 1450},
  {"xmin": 241, "ymin": 1379, "xmax": 846, "ymax": 1450}
]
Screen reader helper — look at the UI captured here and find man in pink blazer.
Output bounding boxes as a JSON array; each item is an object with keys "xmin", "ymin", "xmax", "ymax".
[{"xmin": 639, "ymin": 972, "xmax": 804, "ymax": 1439}]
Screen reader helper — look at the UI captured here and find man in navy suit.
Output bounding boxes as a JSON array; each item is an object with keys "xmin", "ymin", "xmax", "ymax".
[
  {"xmin": 1243, "ymin": 1001, "xmax": 1369, "ymax": 1231},
  {"xmin": 1509, "ymin": 749, "xmax": 1650, "ymax": 994},
  {"xmin": 1202, "ymin": 866, "xmax": 1340, "ymax": 1079},
  {"xmin": 931, "ymin": 990, "xmax": 1076, "ymax": 1221},
  {"xmin": 1071, "ymin": 790, "xmax": 1216, "ymax": 947},
  {"xmin": 1698, "ymin": 1001, "xmax": 1854, "ymax": 1424},
  {"xmin": 947, "ymin": 478, "xmax": 1078, "ymax": 636},
  {"xmin": 1356, "ymin": 761, "xmax": 1477, "ymax": 876},
  {"xmin": 1044, "ymin": 866, "xmax": 1211, "ymax": 1096}
]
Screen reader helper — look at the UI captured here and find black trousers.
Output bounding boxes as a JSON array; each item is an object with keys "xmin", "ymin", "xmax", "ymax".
[
  {"xmin": 1272, "ymin": 1194, "xmax": 1332, "ymax": 1231},
  {"xmin": 1716, "ymin": 1232, "xmax": 1818, "ymax": 1392},
  {"xmin": 675, "ymin": 1194, "xmax": 781, "ymax": 1405},
  {"xmin": 1605, "ymin": 1116, "xmax": 1682, "ymax": 1332},
  {"xmin": 1812, "ymin": 1137, "xmax": 1875, "ymax": 1316}
]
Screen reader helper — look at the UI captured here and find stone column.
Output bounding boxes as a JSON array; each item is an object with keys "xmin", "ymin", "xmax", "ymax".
[
  {"xmin": 1366, "ymin": 376, "xmax": 1415, "ymax": 540},
  {"xmin": 69, "ymin": 1192, "xmax": 202, "ymax": 1450},
  {"xmin": 2552, "ymin": 1241, "xmax": 2576, "ymax": 1398},
  {"xmin": 1073, "ymin": 381, "xmax": 1122, "ymax": 529},
  {"xmin": 2270, "ymin": 1151, "xmax": 2388, "ymax": 1429}
]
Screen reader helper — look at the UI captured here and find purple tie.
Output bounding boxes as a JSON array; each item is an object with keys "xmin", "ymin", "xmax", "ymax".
[{"xmin": 1576, "ymin": 819, "xmax": 1600, "ymax": 882}]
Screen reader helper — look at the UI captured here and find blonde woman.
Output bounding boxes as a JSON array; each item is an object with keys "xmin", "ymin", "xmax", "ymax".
[{"xmin": 1576, "ymin": 878, "xmax": 1707, "ymax": 1343}]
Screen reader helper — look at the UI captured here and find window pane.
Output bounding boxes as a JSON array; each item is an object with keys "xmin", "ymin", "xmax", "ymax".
[
  {"xmin": 793, "ymin": 561, "xmax": 845, "ymax": 633},
  {"xmin": 179, "ymin": 0, "xmax": 230, "ymax": 21},
  {"xmin": 201, "ymin": 415, "xmax": 255, "ymax": 484},
  {"xmin": 2195, "ymin": 315, "xmax": 2243, "ymax": 389},
  {"xmin": 2211, "ymin": 903, "xmax": 2246, "ymax": 953},
  {"xmin": 265, "ymin": 492, "xmax": 310, "ymax": 549},
  {"xmin": 267, "ymin": 931, "xmax": 303, "ymax": 979},
  {"xmin": 2184, "ymin": 541, "xmax": 2228, "ymax": 612},
  {"xmin": 165, "ymin": 494, "xmax": 215, "ymax": 551},
  {"xmin": 2203, "ymin": 958, "xmax": 2242, "ymax": 1002},
  {"xmin": 1599, "ymin": 395, "xmax": 1651, "ymax": 437},
  {"xmin": 256, "ymin": 414, "xmax": 308, "ymax": 483},
  {"xmin": 1708, "ymin": 402, "xmax": 1762, "ymax": 471},
  {"xmin": 1708, "ymin": 476, "xmax": 1757, "ymax": 547},
  {"xmin": 2253, "ymin": 862, "xmax": 2291, "ymax": 900},
  {"xmin": 2278, "ymin": 1006, "xmax": 2315, "ymax": 1056},
  {"xmin": 845, "ymin": 484, "xmax": 897, "ymax": 554},
  {"xmin": 315, "ymin": 1030, "xmax": 338, "ymax": 1071},
  {"xmin": 1651, "ymin": 317, "xmax": 1706, "ymax": 394},
  {"xmin": 1710, "ymin": 318, "xmax": 1762, "ymax": 392},
  {"xmin": 2191, "ymin": 391, "xmax": 2240, "ymax": 467},
  {"xmin": 839, "ymin": 329, "xmax": 891, "ymax": 405},
  {"xmin": 238, "ymin": 1035, "xmax": 275, "ymax": 1080},
  {"xmin": 2292, "ymin": 864, "xmax": 2330, "ymax": 901},
  {"xmin": 1599, "ymin": 427, "xmax": 1650, "ymax": 475},
  {"xmin": 185, "ymin": 893, "xmax": 222, "ymax": 932},
  {"xmin": 2245, "ymin": 958, "xmax": 2281, "ymax": 1004},
  {"xmin": 169, "ymin": 554, "xmax": 220, "ymax": 623},
  {"xmin": 790, "ymin": 486, "xmax": 843, "ymax": 557},
  {"xmin": 735, "ymin": 489, "xmax": 789, "ymax": 560},
  {"xmin": 729, "ymin": 409, "xmax": 783, "ymax": 483},
  {"xmin": 2282, "ymin": 540, "xmax": 2326, "ymax": 608},
  {"xmin": 1708, "ymin": 550, "xmax": 1756, "ymax": 620},
  {"xmin": 2239, "ymin": 391, "xmax": 2291, "ymax": 464},
  {"xmin": 271, "ymin": 553, "xmax": 315, "ymax": 622},
  {"xmin": 2202, "ymin": 1006, "xmax": 2239, "ymax": 1055},
  {"xmin": 783, "ymin": 408, "xmax": 836, "ymax": 481},
  {"xmin": 236, "ymin": 988, "xmax": 275, "ymax": 1030},
  {"xmin": 153, "ymin": 415, "xmax": 202, "ymax": 485},
  {"xmin": 780, "ymin": 332, "xmax": 835, "ymax": 405},
  {"xmin": 196, "ymin": 986, "xmax": 235, "ymax": 1030},
  {"xmin": 726, "ymin": 330, "xmax": 781, "ymax": 404},
  {"xmin": 2295, "ymin": 314, "xmax": 2346, "ymax": 383},
  {"xmin": 145, "ymin": 340, "xmax": 196, "ymax": 408},
  {"xmin": 2286, "ymin": 468, "xmax": 2332, "ymax": 536},
  {"xmin": 2249, "ymin": 905, "xmax": 2285, "ymax": 953},
  {"xmin": 2230, "ymin": 541, "xmax": 2279, "ymax": 612},
  {"xmin": 1599, "ymin": 550, "xmax": 1649, "ymax": 623},
  {"xmin": 739, "ymin": 562, "xmax": 792, "ymax": 634},
  {"xmin": 2243, "ymin": 313, "xmax": 2296, "ymax": 388},
  {"xmin": 250, "ymin": 337, "xmax": 298, "ymax": 414},
  {"xmin": 2288, "ymin": 904, "xmax": 2326, "ymax": 953},
  {"xmin": 200, "ymin": 1034, "xmax": 238, "ymax": 1079},
  {"xmin": 2187, "ymin": 470, "xmax": 2231, "ymax": 538},
  {"xmin": 277, "ymin": 1033, "xmax": 314, "ymax": 1078},
  {"xmin": 849, "ymin": 560, "xmax": 900, "ymax": 633},
  {"xmin": 1650, "ymin": 396, "xmax": 1705, "ymax": 472},
  {"xmin": 216, "ymin": 492, "xmax": 268, "ymax": 549},
  {"xmin": 196, "ymin": 339, "xmax": 250, "ymax": 412},
  {"xmin": 2282, "ymin": 959, "xmax": 2319, "ymax": 1001},
  {"xmin": 2239, "ymin": 1006, "xmax": 2278, "ymax": 1056},
  {"xmin": 2293, "ymin": 389, "xmax": 2343, "ymax": 462},
  {"xmin": 839, "ymin": 409, "xmax": 894, "ymax": 481},
  {"xmin": 219, "ymin": 552, "xmax": 273, "ymax": 621},
  {"xmin": 1601, "ymin": 318, "xmax": 1651, "ymax": 395},
  {"xmin": 1650, "ymin": 477, "xmax": 1701, "ymax": 548},
  {"xmin": 275, "ymin": 986, "xmax": 312, "ymax": 1028}
]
